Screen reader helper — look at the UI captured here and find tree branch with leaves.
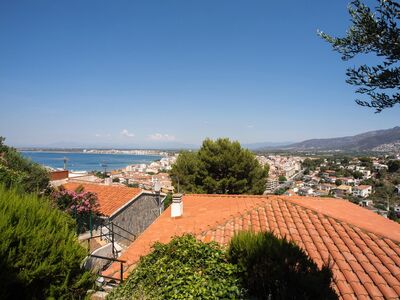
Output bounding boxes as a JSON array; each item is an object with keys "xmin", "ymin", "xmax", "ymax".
[{"xmin": 319, "ymin": 0, "xmax": 400, "ymax": 112}]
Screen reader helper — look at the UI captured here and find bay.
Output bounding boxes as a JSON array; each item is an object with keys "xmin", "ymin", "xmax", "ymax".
[{"xmin": 21, "ymin": 151, "xmax": 161, "ymax": 172}]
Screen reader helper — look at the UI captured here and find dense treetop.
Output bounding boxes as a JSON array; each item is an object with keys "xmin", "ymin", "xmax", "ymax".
[{"xmin": 170, "ymin": 138, "xmax": 269, "ymax": 195}]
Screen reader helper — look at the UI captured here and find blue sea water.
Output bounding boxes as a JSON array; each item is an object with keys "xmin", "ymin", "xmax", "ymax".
[{"xmin": 21, "ymin": 151, "xmax": 161, "ymax": 171}]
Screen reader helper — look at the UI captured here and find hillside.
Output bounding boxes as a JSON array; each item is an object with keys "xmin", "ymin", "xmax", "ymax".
[{"xmin": 273, "ymin": 126, "xmax": 400, "ymax": 152}]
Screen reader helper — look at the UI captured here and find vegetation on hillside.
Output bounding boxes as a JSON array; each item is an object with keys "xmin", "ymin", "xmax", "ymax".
[
  {"xmin": 0, "ymin": 137, "xmax": 49, "ymax": 194},
  {"xmin": 170, "ymin": 138, "xmax": 269, "ymax": 195},
  {"xmin": 0, "ymin": 185, "xmax": 94, "ymax": 299}
]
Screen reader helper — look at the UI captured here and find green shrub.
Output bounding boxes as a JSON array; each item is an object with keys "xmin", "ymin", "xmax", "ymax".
[
  {"xmin": 0, "ymin": 185, "xmax": 94, "ymax": 299},
  {"xmin": 228, "ymin": 231, "xmax": 337, "ymax": 300},
  {"xmin": 108, "ymin": 234, "xmax": 244, "ymax": 300},
  {"xmin": 0, "ymin": 137, "xmax": 49, "ymax": 194}
]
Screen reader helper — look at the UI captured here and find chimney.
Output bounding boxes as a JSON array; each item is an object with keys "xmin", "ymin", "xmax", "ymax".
[
  {"xmin": 104, "ymin": 177, "xmax": 112, "ymax": 185},
  {"xmin": 171, "ymin": 193, "xmax": 183, "ymax": 218},
  {"xmin": 153, "ymin": 181, "xmax": 162, "ymax": 214}
]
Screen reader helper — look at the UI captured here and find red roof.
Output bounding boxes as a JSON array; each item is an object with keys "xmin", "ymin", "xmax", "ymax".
[
  {"xmin": 104, "ymin": 195, "xmax": 400, "ymax": 299},
  {"xmin": 63, "ymin": 182, "xmax": 141, "ymax": 216}
]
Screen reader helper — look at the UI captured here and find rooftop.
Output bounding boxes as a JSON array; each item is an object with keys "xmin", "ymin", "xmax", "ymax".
[
  {"xmin": 104, "ymin": 194, "xmax": 400, "ymax": 299},
  {"xmin": 63, "ymin": 182, "xmax": 141, "ymax": 217}
]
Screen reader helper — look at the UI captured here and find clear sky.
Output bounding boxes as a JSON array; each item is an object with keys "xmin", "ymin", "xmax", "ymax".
[{"xmin": 0, "ymin": 0, "xmax": 399, "ymax": 148}]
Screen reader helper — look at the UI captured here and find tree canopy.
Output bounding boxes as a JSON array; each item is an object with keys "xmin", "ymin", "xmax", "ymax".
[
  {"xmin": 170, "ymin": 138, "xmax": 268, "ymax": 195},
  {"xmin": 319, "ymin": 0, "xmax": 400, "ymax": 112}
]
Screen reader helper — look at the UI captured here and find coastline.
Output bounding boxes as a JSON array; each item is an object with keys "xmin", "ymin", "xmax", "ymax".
[
  {"xmin": 20, "ymin": 150, "xmax": 163, "ymax": 156},
  {"xmin": 20, "ymin": 151, "xmax": 163, "ymax": 172}
]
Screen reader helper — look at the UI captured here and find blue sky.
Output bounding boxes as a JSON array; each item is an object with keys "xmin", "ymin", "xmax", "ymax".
[{"xmin": 0, "ymin": 0, "xmax": 398, "ymax": 148}]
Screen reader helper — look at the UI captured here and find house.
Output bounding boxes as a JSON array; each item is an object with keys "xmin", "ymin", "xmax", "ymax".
[
  {"xmin": 314, "ymin": 189, "xmax": 330, "ymax": 197},
  {"xmin": 298, "ymin": 186, "xmax": 314, "ymax": 196},
  {"xmin": 331, "ymin": 184, "xmax": 352, "ymax": 198},
  {"xmin": 327, "ymin": 176, "xmax": 337, "ymax": 184},
  {"xmin": 359, "ymin": 199, "xmax": 374, "ymax": 207},
  {"xmin": 373, "ymin": 163, "xmax": 388, "ymax": 171},
  {"xmin": 50, "ymin": 170, "xmax": 69, "ymax": 181},
  {"xmin": 63, "ymin": 182, "xmax": 166, "ymax": 246},
  {"xmin": 103, "ymin": 194, "xmax": 400, "ymax": 299},
  {"xmin": 352, "ymin": 185, "xmax": 372, "ymax": 198},
  {"xmin": 337, "ymin": 177, "xmax": 355, "ymax": 186},
  {"xmin": 318, "ymin": 183, "xmax": 335, "ymax": 192},
  {"xmin": 362, "ymin": 169, "xmax": 372, "ymax": 179}
]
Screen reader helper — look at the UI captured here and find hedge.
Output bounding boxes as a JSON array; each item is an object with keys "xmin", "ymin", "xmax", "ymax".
[
  {"xmin": 0, "ymin": 185, "xmax": 94, "ymax": 299},
  {"xmin": 108, "ymin": 234, "xmax": 244, "ymax": 299}
]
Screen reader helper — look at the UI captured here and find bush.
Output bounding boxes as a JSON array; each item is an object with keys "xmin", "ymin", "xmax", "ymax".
[
  {"xmin": 51, "ymin": 186, "xmax": 101, "ymax": 233},
  {"xmin": 108, "ymin": 234, "xmax": 244, "ymax": 300},
  {"xmin": 278, "ymin": 175, "xmax": 287, "ymax": 183},
  {"xmin": 388, "ymin": 160, "xmax": 400, "ymax": 173},
  {"xmin": 228, "ymin": 231, "xmax": 337, "ymax": 300},
  {"xmin": 0, "ymin": 185, "xmax": 94, "ymax": 299},
  {"xmin": 0, "ymin": 137, "xmax": 49, "ymax": 194}
]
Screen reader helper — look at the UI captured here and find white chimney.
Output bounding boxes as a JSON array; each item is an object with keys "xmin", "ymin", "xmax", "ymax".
[
  {"xmin": 171, "ymin": 194, "xmax": 183, "ymax": 218},
  {"xmin": 104, "ymin": 177, "xmax": 112, "ymax": 185}
]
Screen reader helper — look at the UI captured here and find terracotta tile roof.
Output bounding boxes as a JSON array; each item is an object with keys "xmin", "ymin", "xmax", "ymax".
[
  {"xmin": 63, "ymin": 182, "xmax": 141, "ymax": 216},
  {"xmin": 354, "ymin": 185, "xmax": 372, "ymax": 190},
  {"xmin": 104, "ymin": 195, "xmax": 400, "ymax": 299}
]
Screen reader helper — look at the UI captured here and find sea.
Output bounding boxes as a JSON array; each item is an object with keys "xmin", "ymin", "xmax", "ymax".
[{"xmin": 21, "ymin": 151, "xmax": 161, "ymax": 172}]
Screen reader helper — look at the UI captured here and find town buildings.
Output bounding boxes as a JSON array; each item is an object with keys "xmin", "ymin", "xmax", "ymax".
[{"xmin": 257, "ymin": 155, "xmax": 302, "ymax": 179}]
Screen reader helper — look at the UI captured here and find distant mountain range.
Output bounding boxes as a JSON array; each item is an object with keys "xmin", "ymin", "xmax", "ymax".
[
  {"xmin": 243, "ymin": 141, "xmax": 293, "ymax": 150},
  {"xmin": 264, "ymin": 126, "xmax": 400, "ymax": 152}
]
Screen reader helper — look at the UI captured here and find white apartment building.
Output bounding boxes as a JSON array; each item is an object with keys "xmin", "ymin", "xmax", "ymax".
[{"xmin": 352, "ymin": 185, "xmax": 372, "ymax": 198}]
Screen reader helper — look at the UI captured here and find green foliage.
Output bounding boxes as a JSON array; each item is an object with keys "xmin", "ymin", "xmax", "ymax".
[
  {"xmin": 112, "ymin": 177, "xmax": 120, "ymax": 183},
  {"xmin": 278, "ymin": 175, "xmax": 287, "ymax": 183},
  {"xmin": 274, "ymin": 188, "xmax": 287, "ymax": 195},
  {"xmin": 319, "ymin": 0, "xmax": 400, "ymax": 112},
  {"xmin": 0, "ymin": 185, "xmax": 94, "ymax": 299},
  {"xmin": 388, "ymin": 160, "xmax": 400, "ymax": 173},
  {"xmin": 0, "ymin": 137, "xmax": 49, "ymax": 194},
  {"xmin": 335, "ymin": 179, "xmax": 343, "ymax": 186},
  {"xmin": 301, "ymin": 158, "xmax": 323, "ymax": 171},
  {"xmin": 108, "ymin": 234, "xmax": 244, "ymax": 300},
  {"xmin": 353, "ymin": 170, "xmax": 364, "ymax": 179},
  {"xmin": 169, "ymin": 151, "xmax": 200, "ymax": 193},
  {"xmin": 334, "ymin": 168, "xmax": 353, "ymax": 178},
  {"xmin": 163, "ymin": 193, "xmax": 173, "ymax": 210},
  {"xmin": 170, "ymin": 138, "xmax": 268, "ymax": 195},
  {"xmin": 94, "ymin": 171, "xmax": 108, "ymax": 179},
  {"xmin": 125, "ymin": 183, "xmax": 139, "ymax": 188},
  {"xmin": 388, "ymin": 208, "xmax": 400, "ymax": 223},
  {"xmin": 228, "ymin": 231, "xmax": 337, "ymax": 300}
]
